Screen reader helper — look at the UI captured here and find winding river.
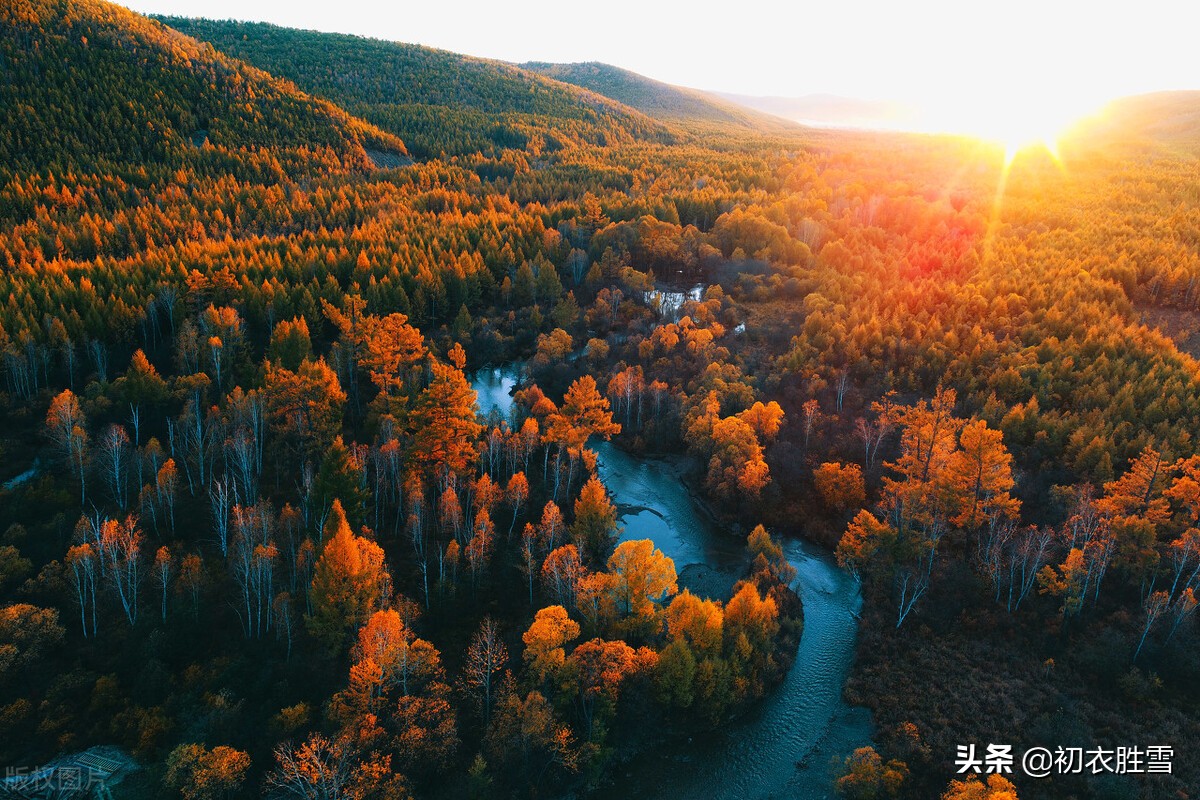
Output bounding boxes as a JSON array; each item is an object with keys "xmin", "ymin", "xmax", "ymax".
[{"xmin": 473, "ymin": 367, "xmax": 873, "ymax": 799}]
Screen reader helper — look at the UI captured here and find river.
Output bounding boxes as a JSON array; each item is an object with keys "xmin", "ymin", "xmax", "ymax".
[
  {"xmin": 2, "ymin": 459, "xmax": 41, "ymax": 491},
  {"xmin": 472, "ymin": 366, "xmax": 873, "ymax": 799}
]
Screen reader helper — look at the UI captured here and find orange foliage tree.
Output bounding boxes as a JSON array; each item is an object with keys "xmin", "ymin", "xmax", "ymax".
[{"xmin": 307, "ymin": 500, "xmax": 389, "ymax": 653}]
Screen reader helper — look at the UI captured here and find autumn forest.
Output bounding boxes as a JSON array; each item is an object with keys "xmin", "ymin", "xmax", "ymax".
[{"xmin": 1, "ymin": 1, "xmax": 1200, "ymax": 799}]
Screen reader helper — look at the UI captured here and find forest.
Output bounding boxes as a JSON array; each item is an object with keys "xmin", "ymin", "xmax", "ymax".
[{"xmin": 2, "ymin": 1, "xmax": 1200, "ymax": 799}]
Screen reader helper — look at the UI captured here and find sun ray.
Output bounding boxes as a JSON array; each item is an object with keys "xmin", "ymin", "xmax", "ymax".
[{"xmin": 981, "ymin": 149, "xmax": 1013, "ymax": 268}]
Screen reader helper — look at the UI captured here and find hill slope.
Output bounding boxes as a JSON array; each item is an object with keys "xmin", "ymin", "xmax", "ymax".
[
  {"xmin": 522, "ymin": 61, "xmax": 795, "ymax": 132},
  {"xmin": 0, "ymin": 0, "xmax": 406, "ymax": 177},
  {"xmin": 159, "ymin": 18, "xmax": 672, "ymax": 159},
  {"xmin": 1066, "ymin": 91, "xmax": 1200, "ymax": 150}
]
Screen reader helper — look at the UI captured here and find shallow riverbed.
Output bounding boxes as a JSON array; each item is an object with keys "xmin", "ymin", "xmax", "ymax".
[{"xmin": 472, "ymin": 366, "xmax": 873, "ymax": 799}]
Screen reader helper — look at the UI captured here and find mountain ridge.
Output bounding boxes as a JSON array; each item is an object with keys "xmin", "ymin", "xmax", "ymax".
[
  {"xmin": 521, "ymin": 61, "xmax": 798, "ymax": 132},
  {"xmin": 158, "ymin": 17, "xmax": 675, "ymax": 159}
]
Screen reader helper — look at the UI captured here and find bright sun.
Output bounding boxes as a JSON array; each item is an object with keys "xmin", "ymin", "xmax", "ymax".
[
  {"xmin": 915, "ymin": 89, "xmax": 1095, "ymax": 162},
  {"xmin": 984, "ymin": 115, "xmax": 1065, "ymax": 162}
]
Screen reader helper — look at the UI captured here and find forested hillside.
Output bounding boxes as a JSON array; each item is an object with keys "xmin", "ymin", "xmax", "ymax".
[
  {"xmin": 0, "ymin": 0, "xmax": 405, "ymax": 177},
  {"xmin": 158, "ymin": 18, "xmax": 672, "ymax": 160},
  {"xmin": 2, "ymin": 1, "xmax": 1200, "ymax": 799}
]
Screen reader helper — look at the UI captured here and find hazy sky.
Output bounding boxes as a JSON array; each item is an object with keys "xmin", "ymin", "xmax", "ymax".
[{"xmin": 120, "ymin": 0, "xmax": 1200, "ymax": 137}]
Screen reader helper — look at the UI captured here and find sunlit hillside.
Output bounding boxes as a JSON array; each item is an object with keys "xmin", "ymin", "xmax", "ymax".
[{"xmin": 1065, "ymin": 90, "xmax": 1200, "ymax": 152}]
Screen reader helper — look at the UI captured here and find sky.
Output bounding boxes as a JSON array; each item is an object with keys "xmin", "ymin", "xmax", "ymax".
[{"xmin": 119, "ymin": 0, "xmax": 1200, "ymax": 139}]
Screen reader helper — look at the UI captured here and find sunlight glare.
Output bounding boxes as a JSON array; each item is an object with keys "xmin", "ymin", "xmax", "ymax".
[{"xmin": 912, "ymin": 82, "xmax": 1099, "ymax": 162}]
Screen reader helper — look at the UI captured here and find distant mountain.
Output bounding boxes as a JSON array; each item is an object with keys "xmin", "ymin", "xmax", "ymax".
[
  {"xmin": 160, "ymin": 18, "xmax": 672, "ymax": 159},
  {"xmin": 715, "ymin": 92, "xmax": 917, "ymax": 130},
  {"xmin": 0, "ymin": 0, "xmax": 405, "ymax": 176},
  {"xmin": 522, "ymin": 62, "xmax": 796, "ymax": 132},
  {"xmin": 1066, "ymin": 91, "xmax": 1200, "ymax": 149}
]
